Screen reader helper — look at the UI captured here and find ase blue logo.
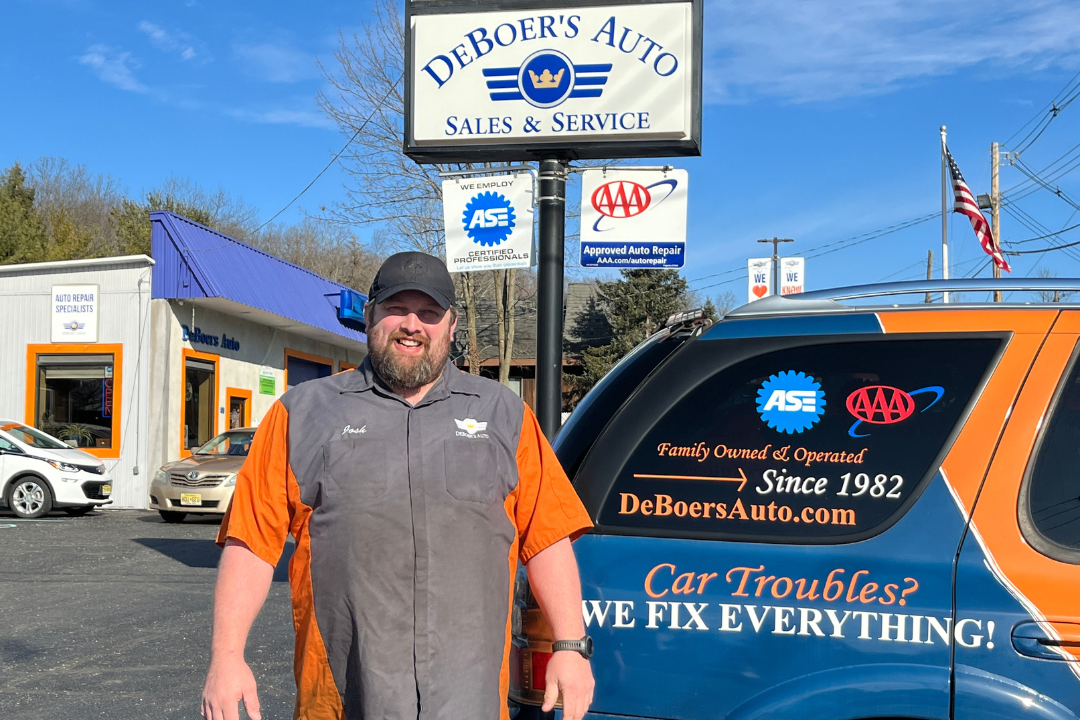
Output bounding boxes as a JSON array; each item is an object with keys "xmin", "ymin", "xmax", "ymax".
[
  {"xmin": 463, "ymin": 191, "xmax": 516, "ymax": 246},
  {"xmin": 757, "ymin": 371, "xmax": 826, "ymax": 434},
  {"xmin": 484, "ymin": 49, "xmax": 612, "ymax": 109}
]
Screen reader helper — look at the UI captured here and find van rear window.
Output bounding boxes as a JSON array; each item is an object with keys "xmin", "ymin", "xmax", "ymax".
[{"xmin": 598, "ymin": 338, "xmax": 1001, "ymax": 542}]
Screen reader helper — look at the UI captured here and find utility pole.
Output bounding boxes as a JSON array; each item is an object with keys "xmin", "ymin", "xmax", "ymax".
[
  {"xmin": 926, "ymin": 249, "xmax": 934, "ymax": 303},
  {"xmin": 535, "ymin": 159, "xmax": 568, "ymax": 440},
  {"xmin": 991, "ymin": 141, "xmax": 1002, "ymax": 302},
  {"xmin": 758, "ymin": 237, "xmax": 794, "ymax": 296}
]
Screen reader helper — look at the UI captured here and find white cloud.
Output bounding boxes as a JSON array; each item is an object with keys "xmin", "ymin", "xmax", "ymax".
[
  {"xmin": 234, "ymin": 43, "xmax": 319, "ymax": 83},
  {"xmin": 78, "ymin": 45, "xmax": 147, "ymax": 93},
  {"xmin": 227, "ymin": 107, "xmax": 335, "ymax": 129},
  {"xmin": 138, "ymin": 20, "xmax": 203, "ymax": 61},
  {"xmin": 705, "ymin": 0, "xmax": 1080, "ymax": 103}
]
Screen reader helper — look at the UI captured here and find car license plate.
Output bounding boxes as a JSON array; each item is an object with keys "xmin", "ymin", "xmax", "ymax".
[
  {"xmin": 180, "ymin": 493, "xmax": 201, "ymax": 506},
  {"xmin": 102, "ymin": 485, "xmax": 112, "ymax": 495}
]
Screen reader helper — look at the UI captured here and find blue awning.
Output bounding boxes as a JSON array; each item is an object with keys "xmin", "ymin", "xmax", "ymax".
[{"xmin": 150, "ymin": 211, "xmax": 367, "ymax": 345}]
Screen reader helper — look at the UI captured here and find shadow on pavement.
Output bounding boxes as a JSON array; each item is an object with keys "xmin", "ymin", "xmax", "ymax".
[
  {"xmin": 135, "ymin": 513, "xmax": 222, "ymax": 524},
  {"xmin": 132, "ymin": 538, "xmax": 294, "ymax": 581}
]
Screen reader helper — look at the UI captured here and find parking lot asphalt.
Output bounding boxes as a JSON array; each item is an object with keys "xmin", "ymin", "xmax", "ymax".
[{"xmin": 0, "ymin": 508, "xmax": 295, "ymax": 720}]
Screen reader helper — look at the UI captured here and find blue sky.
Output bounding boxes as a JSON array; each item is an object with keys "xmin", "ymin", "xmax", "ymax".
[{"xmin": 3, "ymin": 0, "xmax": 1080, "ymax": 302}]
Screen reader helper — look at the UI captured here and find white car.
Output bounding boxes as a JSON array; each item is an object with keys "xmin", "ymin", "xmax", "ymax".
[{"xmin": 0, "ymin": 420, "xmax": 113, "ymax": 519}]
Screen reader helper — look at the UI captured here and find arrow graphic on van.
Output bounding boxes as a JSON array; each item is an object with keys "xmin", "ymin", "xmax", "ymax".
[{"xmin": 633, "ymin": 468, "xmax": 748, "ymax": 492}]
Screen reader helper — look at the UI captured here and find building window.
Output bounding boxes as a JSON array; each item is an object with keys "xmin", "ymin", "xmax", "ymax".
[
  {"xmin": 285, "ymin": 349, "xmax": 333, "ymax": 389},
  {"xmin": 35, "ymin": 354, "xmax": 115, "ymax": 449},
  {"xmin": 185, "ymin": 357, "xmax": 217, "ymax": 451}
]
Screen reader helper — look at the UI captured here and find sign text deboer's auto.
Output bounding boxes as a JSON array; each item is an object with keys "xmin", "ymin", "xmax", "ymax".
[{"xmin": 404, "ymin": 0, "xmax": 703, "ymax": 163}]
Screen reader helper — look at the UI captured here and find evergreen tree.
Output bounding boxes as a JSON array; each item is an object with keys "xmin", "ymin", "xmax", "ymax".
[
  {"xmin": 0, "ymin": 163, "xmax": 47, "ymax": 264},
  {"xmin": 43, "ymin": 208, "xmax": 96, "ymax": 262},
  {"xmin": 570, "ymin": 269, "xmax": 690, "ymax": 399},
  {"xmin": 111, "ymin": 192, "xmax": 218, "ymax": 256}
]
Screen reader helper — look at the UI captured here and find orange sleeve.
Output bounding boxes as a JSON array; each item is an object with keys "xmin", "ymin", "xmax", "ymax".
[
  {"xmin": 215, "ymin": 400, "xmax": 292, "ymax": 568},
  {"xmin": 513, "ymin": 404, "xmax": 593, "ymax": 563}
]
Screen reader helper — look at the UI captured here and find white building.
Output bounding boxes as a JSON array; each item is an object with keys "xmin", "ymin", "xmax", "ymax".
[{"xmin": 0, "ymin": 211, "xmax": 368, "ymax": 509}]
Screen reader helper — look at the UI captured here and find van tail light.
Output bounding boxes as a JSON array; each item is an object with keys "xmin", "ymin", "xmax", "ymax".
[{"xmin": 509, "ymin": 565, "xmax": 558, "ymax": 708}]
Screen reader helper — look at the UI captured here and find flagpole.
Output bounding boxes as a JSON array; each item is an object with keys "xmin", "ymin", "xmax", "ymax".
[{"xmin": 941, "ymin": 125, "xmax": 950, "ymax": 304}]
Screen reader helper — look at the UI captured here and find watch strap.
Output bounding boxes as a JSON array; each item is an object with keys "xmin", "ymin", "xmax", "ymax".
[{"xmin": 551, "ymin": 635, "xmax": 593, "ymax": 659}]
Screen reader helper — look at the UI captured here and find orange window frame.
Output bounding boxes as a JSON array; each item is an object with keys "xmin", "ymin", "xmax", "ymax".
[
  {"xmin": 225, "ymin": 387, "xmax": 252, "ymax": 428},
  {"xmin": 25, "ymin": 343, "xmax": 124, "ymax": 460},
  {"xmin": 339, "ymin": 360, "xmax": 359, "ymax": 373},
  {"xmin": 180, "ymin": 348, "xmax": 220, "ymax": 458},
  {"xmin": 284, "ymin": 348, "xmax": 334, "ymax": 389}
]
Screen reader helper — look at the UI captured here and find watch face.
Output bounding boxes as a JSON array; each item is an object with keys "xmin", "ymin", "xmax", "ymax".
[{"xmin": 584, "ymin": 636, "xmax": 595, "ymax": 659}]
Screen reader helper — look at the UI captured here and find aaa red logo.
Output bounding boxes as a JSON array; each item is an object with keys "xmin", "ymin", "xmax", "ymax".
[
  {"xmin": 845, "ymin": 385, "xmax": 944, "ymax": 438},
  {"xmin": 591, "ymin": 180, "xmax": 651, "ymax": 218},
  {"xmin": 846, "ymin": 386, "xmax": 914, "ymax": 424}
]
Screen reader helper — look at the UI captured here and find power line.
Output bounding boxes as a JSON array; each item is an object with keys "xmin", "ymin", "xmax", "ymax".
[
  {"xmin": 1004, "ymin": 69, "xmax": 1077, "ymax": 146},
  {"xmin": 1005, "ymin": 69, "xmax": 1080, "ymax": 154},
  {"xmin": 255, "ymin": 79, "xmax": 401, "ymax": 232},
  {"xmin": 1003, "ymin": 221, "xmax": 1080, "ymax": 254},
  {"xmin": 1011, "ymin": 158, "xmax": 1080, "ymax": 211},
  {"xmin": 1002, "ymin": 140, "xmax": 1080, "ymax": 201}
]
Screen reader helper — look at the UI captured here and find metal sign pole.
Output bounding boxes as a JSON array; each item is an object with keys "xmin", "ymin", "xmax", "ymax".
[{"xmin": 536, "ymin": 159, "xmax": 567, "ymax": 439}]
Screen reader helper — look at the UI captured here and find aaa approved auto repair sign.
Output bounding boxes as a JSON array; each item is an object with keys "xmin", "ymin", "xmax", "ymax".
[
  {"xmin": 580, "ymin": 168, "xmax": 688, "ymax": 268},
  {"xmin": 408, "ymin": 3, "xmax": 697, "ymax": 157}
]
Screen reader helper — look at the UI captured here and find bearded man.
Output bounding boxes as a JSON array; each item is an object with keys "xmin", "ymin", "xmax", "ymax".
[{"xmin": 201, "ymin": 252, "xmax": 595, "ymax": 720}]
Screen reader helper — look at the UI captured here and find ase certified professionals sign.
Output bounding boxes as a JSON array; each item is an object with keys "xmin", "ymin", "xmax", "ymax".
[
  {"xmin": 405, "ymin": 0, "xmax": 702, "ymax": 162},
  {"xmin": 443, "ymin": 173, "xmax": 534, "ymax": 273}
]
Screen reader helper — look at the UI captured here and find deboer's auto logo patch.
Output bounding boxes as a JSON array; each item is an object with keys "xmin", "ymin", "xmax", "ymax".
[{"xmin": 757, "ymin": 371, "xmax": 826, "ymax": 435}]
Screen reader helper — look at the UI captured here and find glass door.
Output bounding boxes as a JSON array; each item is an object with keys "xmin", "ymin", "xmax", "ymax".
[
  {"xmin": 184, "ymin": 358, "xmax": 216, "ymax": 451},
  {"xmin": 229, "ymin": 395, "xmax": 247, "ymax": 429}
]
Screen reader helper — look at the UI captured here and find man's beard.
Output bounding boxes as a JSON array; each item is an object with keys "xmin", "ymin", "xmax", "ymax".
[{"xmin": 368, "ymin": 329, "xmax": 449, "ymax": 391}]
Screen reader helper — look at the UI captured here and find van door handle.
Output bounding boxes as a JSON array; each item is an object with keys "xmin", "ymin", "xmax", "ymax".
[{"xmin": 1012, "ymin": 621, "xmax": 1080, "ymax": 660}]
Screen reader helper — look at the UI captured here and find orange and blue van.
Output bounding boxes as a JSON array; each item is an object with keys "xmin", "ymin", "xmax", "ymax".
[{"xmin": 511, "ymin": 279, "xmax": 1080, "ymax": 720}]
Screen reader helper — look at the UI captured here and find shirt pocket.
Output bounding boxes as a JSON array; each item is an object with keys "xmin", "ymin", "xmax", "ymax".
[
  {"xmin": 443, "ymin": 438, "xmax": 501, "ymax": 505},
  {"xmin": 322, "ymin": 437, "xmax": 390, "ymax": 504}
]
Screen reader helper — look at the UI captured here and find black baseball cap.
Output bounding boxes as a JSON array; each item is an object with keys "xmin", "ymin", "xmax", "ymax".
[{"xmin": 368, "ymin": 252, "xmax": 456, "ymax": 310}]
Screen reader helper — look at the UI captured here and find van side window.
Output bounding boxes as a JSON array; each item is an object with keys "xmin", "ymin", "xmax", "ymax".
[
  {"xmin": 598, "ymin": 338, "xmax": 1001, "ymax": 542},
  {"xmin": 1022, "ymin": 349, "xmax": 1080, "ymax": 563}
]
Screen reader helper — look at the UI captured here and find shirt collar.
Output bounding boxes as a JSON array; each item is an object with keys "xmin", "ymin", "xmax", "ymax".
[{"xmin": 343, "ymin": 357, "xmax": 480, "ymax": 402}]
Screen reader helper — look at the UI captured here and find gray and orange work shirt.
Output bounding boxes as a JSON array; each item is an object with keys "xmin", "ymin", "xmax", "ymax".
[{"xmin": 216, "ymin": 358, "xmax": 593, "ymax": 720}]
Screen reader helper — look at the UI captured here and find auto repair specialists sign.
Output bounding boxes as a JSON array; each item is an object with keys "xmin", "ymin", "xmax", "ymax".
[
  {"xmin": 51, "ymin": 284, "xmax": 99, "ymax": 343},
  {"xmin": 580, "ymin": 168, "xmax": 688, "ymax": 268},
  {"xmin": 405, "ymin": 0, "xmax": 702, "ymax": 162}
]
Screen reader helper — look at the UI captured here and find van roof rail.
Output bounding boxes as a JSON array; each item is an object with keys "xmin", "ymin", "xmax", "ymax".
[
  {"xmin": 725, "ymin": 278, "xmax": 1080, "ymax": 317},
  {"xmin": 794, "ymin": 278, "xmax": 1080, "ymax": 302}
]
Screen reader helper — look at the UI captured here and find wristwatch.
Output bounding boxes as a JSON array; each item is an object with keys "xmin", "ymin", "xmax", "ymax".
[{"xmin": 551, "ymin": 635, "xmax": 594, "ymax": 659}]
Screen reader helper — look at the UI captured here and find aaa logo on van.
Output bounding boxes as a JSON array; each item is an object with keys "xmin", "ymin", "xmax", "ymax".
[
  {"xmin": 485, "ymin": 50, "xmax": 611, "ymax": 109},
  {"xmin": 846, "ymin": 385, "xmax": 944, "ymax": 438},
  {"xmin": 589, "ymin": 177, "xmax": 679, "ymax": 232},
  {"xmin": 462, "ymin": 191, "xmax": 516, "ymax": 246},
  {"xmin": 757, "ymin": 371, "xmax": 826, "ymax": 435}
]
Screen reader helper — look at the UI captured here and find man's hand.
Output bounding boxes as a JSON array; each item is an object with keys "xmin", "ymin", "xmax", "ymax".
[
  {"xmin": 542, "ymin": 650, "xmax": 594, "ymax": 720},
  {"xmin": 202, "ymin": 540, "xmax": 274, "ymax": 720},
  {"xmin": 201, "ymin": 657, "xmax": 261, "ymax": 720}
]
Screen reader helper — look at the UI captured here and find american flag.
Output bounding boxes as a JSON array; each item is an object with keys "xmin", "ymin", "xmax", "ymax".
[{"xmin": 945, "ymin": 146, "xmax": 1011, "ymax": 272}]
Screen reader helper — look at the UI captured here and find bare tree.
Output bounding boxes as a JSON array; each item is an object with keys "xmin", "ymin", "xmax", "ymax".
[
  {"xmin": 1035, "ymin": 267, "xmax": 1074, "ymax": 303},
  {"xmin": 319, "ymin": 0, "xmax": 529, "ymax": 385},
  {"xmin": 255, "ymin": 217, "xmax": 384, "ymax": 293},
  {"xmin": 27, "ymin": 158, "xmax": 126, "ymax": 257}
]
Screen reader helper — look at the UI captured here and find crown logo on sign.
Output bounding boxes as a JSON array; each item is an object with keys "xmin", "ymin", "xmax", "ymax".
[{"xmin": 528, "ymin": 68, "xmax": 564, "ymax": 88}]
